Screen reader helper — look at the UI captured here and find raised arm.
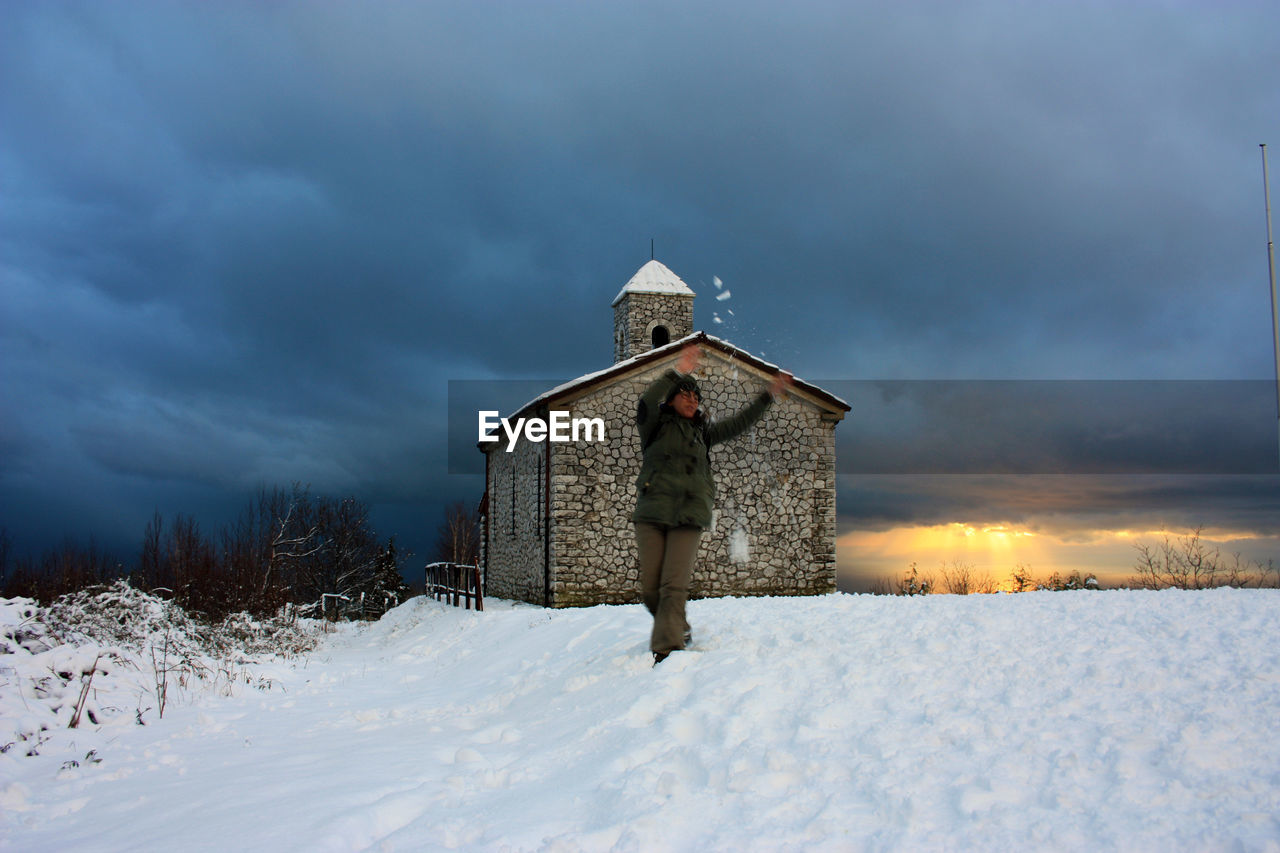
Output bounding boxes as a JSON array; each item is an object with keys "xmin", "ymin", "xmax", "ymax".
[
  {"xmin": 705, "ymin": 370, "xmax": 793, "ymax": 446},
  {"xmin": 635, "ymin": 369, "xmax": 682, "ymax": 445}
]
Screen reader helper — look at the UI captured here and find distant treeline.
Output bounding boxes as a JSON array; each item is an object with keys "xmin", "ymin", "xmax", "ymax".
[
  {"xmin": 872, "ymin": 529, "xmax": 1278, "ymax": 595},
  {"xmin": 870, "ymin": 562, "xmax": 1101, "ymax": 596},
  {"xmin": 1, "ymin": 485, "xmax": 410, "ymax": 621}
]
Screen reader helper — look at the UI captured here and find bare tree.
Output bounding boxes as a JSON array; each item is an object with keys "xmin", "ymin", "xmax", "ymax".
[
  {"xmin": 938, "ymin": 561, "xmax": 997, "ymax": 595},
  {"xmin": 327, "ymin": 497, "xmax": 382, "ymax": 602},
  {"xmin": 136, "ymin": 512, "xmax": 166, "ymax": 592},
  {"xmin": 4, "ymin": 537, "xmax": 118, "ymax": 603},
  {"xmin": 165, "ymin": 515, "xmax": 220, "ymax": 617},
  {"xmin": 259, "ymin": 484, "xmax": 324, "ymax": 597},
  {"xmin": 1130, "ymin": 527, "xmax": 1278, "ymax": 590},
  {"xmin": 289, "ymin": 494, "xmax": 389, "ymax": 616},
  {"xmin": 220, "ymin": 484, "xmax": 323, "ymax": 613},
  {"xmin": 435, "ymin": 500, "xmax": 481, "ymax": 565}
]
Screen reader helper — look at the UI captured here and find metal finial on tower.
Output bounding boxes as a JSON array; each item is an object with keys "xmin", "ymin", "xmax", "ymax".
[{"xmin": 651, "ymin": 238, "xmax": 654, "ymax": 260}]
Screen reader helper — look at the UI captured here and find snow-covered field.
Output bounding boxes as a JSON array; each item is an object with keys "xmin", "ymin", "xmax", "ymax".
[{"xmin": 3, "ymin": 589, "xmax": 1280, "ymax": 852}]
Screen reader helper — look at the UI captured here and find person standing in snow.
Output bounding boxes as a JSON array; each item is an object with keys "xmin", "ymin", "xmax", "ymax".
[{"xmin": 633, "ymin": 343, "xmax": 792, "ymax": 665}]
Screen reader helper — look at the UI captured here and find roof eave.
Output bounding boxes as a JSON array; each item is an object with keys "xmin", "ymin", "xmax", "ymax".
[{"xmin": 482, "ymin": 332, "xmax": 849, "ymax": 441}]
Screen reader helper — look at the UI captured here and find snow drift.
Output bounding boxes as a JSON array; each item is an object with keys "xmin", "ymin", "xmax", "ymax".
[{"xmin": 3, "ymin": 589, "xmax": 1279, "ymax": 851}]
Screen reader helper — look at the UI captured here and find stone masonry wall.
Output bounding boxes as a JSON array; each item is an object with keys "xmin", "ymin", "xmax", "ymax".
[
  {"xmin": 483, "ymin": 432, "xmax": 547, "ymax": 605},
  {"xmin": 613, "ymin": 292, "xmax": 694, "ymax": 362}
]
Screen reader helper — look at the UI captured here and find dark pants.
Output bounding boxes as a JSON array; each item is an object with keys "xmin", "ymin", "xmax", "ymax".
[{"xmin": 635, "ymin": 522, "xmax": 702, "ymax": 655}]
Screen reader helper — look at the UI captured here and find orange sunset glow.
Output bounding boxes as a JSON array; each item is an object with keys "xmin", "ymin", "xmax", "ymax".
[{"xmin": 835, "ymin": 523, "xmax": 1208, "ymax": 592}]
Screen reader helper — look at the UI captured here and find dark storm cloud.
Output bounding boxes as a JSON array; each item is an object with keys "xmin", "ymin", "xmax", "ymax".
[
  {"xmin": 832, "ymin": 380, "xmax": 1278, "ymax": 475},
  {"xmin": 839, "ymin": 475, "xmax": 1280, "ymax": 539},
  {"xmin": 2, "ymin": 1, "xmax": 1278, "ymax": 561}
]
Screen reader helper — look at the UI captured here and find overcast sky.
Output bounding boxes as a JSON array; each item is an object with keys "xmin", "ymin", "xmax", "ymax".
[{"xmin": 3, "ymin": 1, "xmax": 1278, "ymax": 572}]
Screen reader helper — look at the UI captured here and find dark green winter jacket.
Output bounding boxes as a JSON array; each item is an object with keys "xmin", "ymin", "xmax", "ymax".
[{"xmin": 632, "ymin": 369, "xmax": 773, "ymax": 530}]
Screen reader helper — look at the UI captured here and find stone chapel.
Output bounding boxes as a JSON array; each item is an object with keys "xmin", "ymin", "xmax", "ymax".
[{"xmin": 479, "ymin": 259, "xmax": 849, "ymax": 607}]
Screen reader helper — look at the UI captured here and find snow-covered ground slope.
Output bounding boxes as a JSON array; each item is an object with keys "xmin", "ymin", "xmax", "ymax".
[{"xmin": 4, "ymin": 590, "xmax": 1280, "ymax": 851}]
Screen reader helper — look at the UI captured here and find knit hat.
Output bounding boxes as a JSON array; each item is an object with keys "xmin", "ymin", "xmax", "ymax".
[{"xmin": 665, "ymin": 377, "xmax": 702, "ymax": 404}]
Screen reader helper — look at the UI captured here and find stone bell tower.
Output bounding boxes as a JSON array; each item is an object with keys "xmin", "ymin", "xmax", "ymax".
[{"xmin": 611, "ymin": 259, "xmax": 696, "ymax": 363}]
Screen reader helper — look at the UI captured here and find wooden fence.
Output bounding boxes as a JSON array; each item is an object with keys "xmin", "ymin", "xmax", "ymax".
[{"xmin": 424, "ymin": 560, "xmax": 484, "ymax": 611}]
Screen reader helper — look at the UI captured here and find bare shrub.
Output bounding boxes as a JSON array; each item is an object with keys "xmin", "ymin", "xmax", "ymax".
[
  {"xmin": 1129, "ymin": 527, "xmax": 1278, "ymax": 590},
  {"xmin": 43, "ymin": 580, "xmax": 319, "ymax": 660},
  {"xmin": 867, "ymin": 575, "xmax": 893, "ymax": 595},
  {"xmin": 6, "ymin": 583, "xmax": 321, "ymax": 749},
  {"xmin": 938, "ymin": 561, "xmax": 997, "ymax": 595}
]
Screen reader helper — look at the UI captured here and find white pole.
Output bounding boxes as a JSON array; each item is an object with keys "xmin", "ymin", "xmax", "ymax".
[{"xmin": 1262, "ymin": 144, "xmax": 1279, "ymax": 468}]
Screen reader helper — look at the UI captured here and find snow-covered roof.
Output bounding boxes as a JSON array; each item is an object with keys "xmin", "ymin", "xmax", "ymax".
[
  {"xmin": 610, "ymin": 259, "xmax": 696, "ymax": 306},
  {"xmin": 483, "ymin": 331, "xmax": 850, "ymax": 441}
]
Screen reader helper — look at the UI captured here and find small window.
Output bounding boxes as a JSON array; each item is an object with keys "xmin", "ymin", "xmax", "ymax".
[{"xmin": 651, "ymin": 325, "xmax": 670, "ymax": 348}]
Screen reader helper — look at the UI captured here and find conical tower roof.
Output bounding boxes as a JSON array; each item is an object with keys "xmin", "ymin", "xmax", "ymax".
[{"xmin": 610, "ymin": 259, "xmax": 696, "ymax": 306}]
